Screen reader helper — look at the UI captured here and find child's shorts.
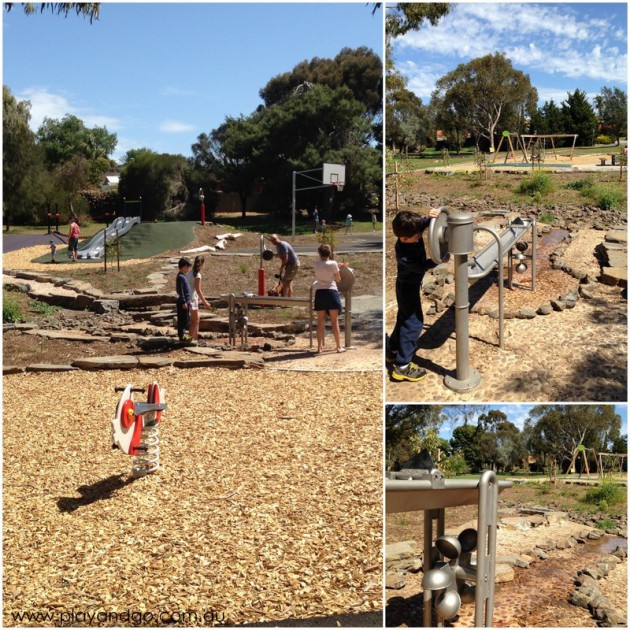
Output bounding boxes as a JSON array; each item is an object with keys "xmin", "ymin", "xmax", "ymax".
[
  {"xmin": 314, "ymin": 289, "xmax": 342, "ymax": 313},
  {"xmin": 190, "ymin": 293, "xmax": 199, "ymax": 310}
]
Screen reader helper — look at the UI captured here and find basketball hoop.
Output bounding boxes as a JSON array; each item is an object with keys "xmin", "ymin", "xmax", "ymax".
[{"xmin": 334, "ymin": 183, "xmax": 345, "ymax": 192}]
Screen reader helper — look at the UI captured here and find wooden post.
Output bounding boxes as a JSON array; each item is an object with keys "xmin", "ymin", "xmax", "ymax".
[
  {"xmin": 394, "ymin": 160, "xmax": 399, "ymax": 212},
  {"xmin": 116, "ymin": 228, "xmax": 120, "ymax": 272},
  {"xmin": 103, "ymin": 228, "xmax": 107, "ymax": 274}
]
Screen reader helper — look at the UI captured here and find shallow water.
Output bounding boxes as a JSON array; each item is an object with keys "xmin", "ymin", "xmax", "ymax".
[{"xmin": 453, "ymin": 536, "xmax": 627, "ymax": 628}]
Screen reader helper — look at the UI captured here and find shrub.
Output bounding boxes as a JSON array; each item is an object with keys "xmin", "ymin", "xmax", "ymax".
[
  {"xmin": 441, "ymin": 452, "xmax": 469, "ymax": 477},
  {"xmin": 596, "ymin": 135, "xmax": 612, "ymax": 145},
  {"xmin": 595, "ymin": 517, "xmax": 615, "ymax": 530},
  {"xmin": 565, "ymin": 177, "xmax": 594, "ymax": 192},
  {"xmin": 592, "ymin": 184, "xmax": 625, "ymax": 211},
  {"xmin": 539, "ymin": 211, "xmax": 555, "ymax": 224},
  {"xmin": 582, "ymin": 481, "xmax": 625, "ymax": 506},
  {"xmin": 3, "ymin": 290, "xmax": 23, "ymax": 323},
  {"xmin": 30, "ymin": 300, "xmax": 59, "ymax": 316},
  {"xmin": 517, "ymin": 172, "xmax": 553, "ymax": 197}
]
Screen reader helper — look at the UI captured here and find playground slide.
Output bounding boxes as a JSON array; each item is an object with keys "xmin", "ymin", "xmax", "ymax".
[
  {"xmin": 467, "ymin": 218, "xmax": 533, "ymax": 280},
  {"xmin": 77, "ymin": 216, "xmax": 141, "ymax": 259}
]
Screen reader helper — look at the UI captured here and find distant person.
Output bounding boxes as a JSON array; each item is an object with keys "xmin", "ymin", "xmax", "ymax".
[
  {"xmin": 320, "ymin": 219, "xmax": 327, "ymax": 235},
  {"xmin": 49, "ymin": 241, "xmax": 57, "ymax": 263},
  {"xmin": 269, "ymin": 234, "xmax": 300, "ymax": 297},
  {"xmin": 345, "ymin": 213, "xmax": 353, "ymax": 234},
  {"xmin": 176, "ymin": 258, "xmax": 193, "ymax": 343},
  {"xmin": 386, "ymin": 208, "xmax": 442, "ymax": 382},
  {"xmin": 189, "ymin": 255, "xmax": 211, "ymax": 344},
  {"xmin": 313, "ymin": 243, "xmax": 346, "ymax": 354},
  {"xmin": 313, "ymin": 206, "xmax": 320, "ymax": 233},
  {"xmin": 371, "ymin": 211, "xmax": 377, "ymax": 232},
  {"xmin": 67, "ymin": 217, "xmax": 80, "ymax": 262}
]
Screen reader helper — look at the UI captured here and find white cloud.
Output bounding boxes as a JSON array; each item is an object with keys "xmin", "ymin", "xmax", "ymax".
[
  {"xmin": 16, "ymin": 87, "xmax": 122, "ymax": 132},
  {"xmin": 536, "ymin": 87, "xmax": 598, "ymax": 107},
  {"xmin": 159, "ymin": 120, "xmax": 195, "ymax": 133},
  {"xmin": 398, "ymin": 61, "xmax": 448, "ymax": 101}
]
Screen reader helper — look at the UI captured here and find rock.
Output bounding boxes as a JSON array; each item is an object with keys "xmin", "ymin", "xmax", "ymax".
[
  {"xmin": 587, "ymin": 530, "xmax": 603, "ymax": 540},
  {"xmin": 91, "ymin": 299, "xmax": 120, "ymax": 314},
  {"xmin": 570, "ymin": 590, "xmax": 593, "ymax": 609},
  {"xmin": 71, "ymin": 355, "xmax": 139, "ymax": 370},
  {"xmin": 581, "ymin": 566, "xmax": 603, "ymax": 580},
  {"xmin": 3, "ymin": 366, "xmax": 25, "ymax": 375},
  {"xmin": 605, "ymin": 228, "xmax": 627, "ymax": 244},
  {"xmin": 550, "ymin": 299, "xmax": 566, "ymax": 311},
  {"xmin": 500, "ymin": 516, "xmax": 531, "ymax": 530},
  {"xmin": 25, "ymin": 364, "xmax": 79, "ymax": 372},
  {"xmin": 137, "ymin": 356, "xmax": 173, "ymax": 368},
  {"xmin": 597, "ymin": 607, "xmax": 626, "ymax": 627},
  {"xmin": 514, "ymin": 554, "xmax": 534, "ymax": 568},
  {"xmin": 172, "ymin": 357, "xmax": 264, "ymax": 369},
  {"xmin": 385, "ymin": 541, "xmax": 419, "ymax": 563},
  {"xmin": 494, "ymin": 563, "xmax": 514, "ymax": 583},
  {"xmin": 546, "ymin": 511, "xmax": 568, "ymax": 525},
  {"xmin": 24, "ymin": 329, "xmax": 110, "ymax": 343},
  {"xmin": 385, "ymin": 572, "xmax": 407, "ymax": 590},
  {"xmin": 537, "ymin": 303, "xmax": 553, "ymax": 315},
  {"xmin": 537, "ymin": 539, "xmax": 557, "ymax": 552},
  {"xmin": 612, "ymin": 546, "xmax": 627, "ymax": 560},
  {"xmin": 600, "ymin": 267, "xmax": 627, "ymax": 287},
  {"xmin": 578, "ymin": 286, "xmax": 594, "ymax": 299},
  {"xmin": 516, "ymin": 308, "xmax": 537, "ymax": 319},
  {"xmin": 532, "ymin": 548, "xmax": 548, "ymax": 560},
  {"xmin": 527, "ymin": 514, "xmax": 546, "ymax": 527}
]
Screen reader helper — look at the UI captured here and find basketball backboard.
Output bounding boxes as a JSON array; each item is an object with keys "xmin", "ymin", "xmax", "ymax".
[{"xmin": 322, "ymin": 163, "xmax": 346, "ymax": 188}]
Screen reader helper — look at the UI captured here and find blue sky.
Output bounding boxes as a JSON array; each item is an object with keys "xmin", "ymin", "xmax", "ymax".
[
  {"xmin": 438, "ymin": 405, "xmax": 628, "ymax": 441},
  {"xmin": 391, "ymin": 2, "xmax": 627, "ymax": 108},
  {"xmin": 3, "ymin": 3, "xmax": 382, "ymax": 162}
]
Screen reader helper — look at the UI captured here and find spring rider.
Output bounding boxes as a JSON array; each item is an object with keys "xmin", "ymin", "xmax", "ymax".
[{"xmin": 112, "ymin": 382, "xmax": 167, "ymax": 478}]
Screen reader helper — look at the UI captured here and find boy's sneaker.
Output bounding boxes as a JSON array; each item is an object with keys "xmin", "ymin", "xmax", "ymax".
[
  {"xmin": 391, "ymin": 362, "xmax": 427, "ymax": 382},
  {"xmin": 181, "ymin": 334, "xmax": 193, "ymax": 343}
]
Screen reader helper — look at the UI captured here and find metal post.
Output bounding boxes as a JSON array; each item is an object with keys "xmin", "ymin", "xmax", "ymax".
[
  {"xmin": 227, "ymin": 294, "xmax": 235, "ymax": 346},
  {"xmin": 531, "ymin": 219, "xmax": 537, "ymax": 293},
  {"xmin": 423, "ymin": 512, "xmax": 434, "ymax": 628},
  {"xmin": 444, "ymin": 212, "xmax": 481, "ymax": 392},
  {"xmin": 199, "ymin": 188, "xmax": 205, "ymax": 227},
  {"xmin": 116, "ymin": 228, "xmax": 120, "ymax": 272},
  {"xmin": 309, "ymin": 283, "xmax": 316, "ymax": 349},
  {"xmin": 343, "ymin": 290, "xmax": 352, "ymax": 349},
  {"xmin": 291, "ymin": 171, "xmax": 296, "ymax": 239},
  {"xmin": 475, "ymin": 471, "xmax": 498, "ymax": 627}
]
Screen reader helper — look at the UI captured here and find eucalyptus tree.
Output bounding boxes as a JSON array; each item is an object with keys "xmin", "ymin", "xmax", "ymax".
[{"xmin": 432, "ymin": 53, "xmax": 537, "ymax": 152}]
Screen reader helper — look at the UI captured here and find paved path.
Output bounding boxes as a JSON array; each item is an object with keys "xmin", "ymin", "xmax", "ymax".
[{"xmin": 3, "ymin": 233, "xmax": 66, "ymax": 253}]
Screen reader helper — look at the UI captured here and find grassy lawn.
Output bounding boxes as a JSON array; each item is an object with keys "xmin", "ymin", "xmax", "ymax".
[
  {"xmin": 387, "ymin": 143, "xmax": 627, "ymax": 174},
  {"xmin": 4, "ymin": 221, "xmax": 109, "ymax": 238}
]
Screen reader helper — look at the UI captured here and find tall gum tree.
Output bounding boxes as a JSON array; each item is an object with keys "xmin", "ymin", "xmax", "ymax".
[{"xmin": 432, "ymin": 52, "xmax": 537, "ymax": 152}]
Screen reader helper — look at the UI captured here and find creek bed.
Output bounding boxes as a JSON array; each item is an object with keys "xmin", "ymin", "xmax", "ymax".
[{"xmin": 453, "ymin": 536, "xmax": 627, "ymax": 627}]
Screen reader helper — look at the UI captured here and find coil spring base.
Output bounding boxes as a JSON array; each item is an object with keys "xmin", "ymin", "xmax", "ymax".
[{"xmin": 131, "ymin": 424, "xmax": 160, "ymax": 478}]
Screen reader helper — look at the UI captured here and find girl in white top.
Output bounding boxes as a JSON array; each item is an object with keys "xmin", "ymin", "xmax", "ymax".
[
  {"xmin": 189, "ymin": 255, "xmax": 211, "ymax": 342},
  {"xmin": 313, "ymin": 243, "xmax": 345, "ymax": 353}
]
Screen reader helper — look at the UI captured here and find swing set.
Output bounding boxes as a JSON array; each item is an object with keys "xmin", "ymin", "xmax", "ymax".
[
  {"xmin": 565, "ymin": 444, "xmax": 628, "ymax": 480},
  {"xmin": 493, "ymin": 131, "xmax": 579, "ymax": 166}
]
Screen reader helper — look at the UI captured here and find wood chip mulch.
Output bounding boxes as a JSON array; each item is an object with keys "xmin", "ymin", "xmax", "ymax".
[{"xmin": 3, "ymin": 368, "xmax": 382, "ymax": 626}]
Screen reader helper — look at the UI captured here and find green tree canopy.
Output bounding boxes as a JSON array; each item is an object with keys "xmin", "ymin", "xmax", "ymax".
[
  {"xmin": 4, "ymin": 2, "xmax": 100, "ymax": 22},
  {"xmin": 525, "ymin": 405, "xmax": 622, "ymax": 473},
  {"xmin": 118, "ymin": 150, "xmax": 188, "ymax": 220},
  {"xmin": 561, "ymin": 89, "xmax": 598, "ymax": 146},
  {"xmin": 385, "ymin": 405, "xmax": 444, "ymax": 470},
  {"xmin": 3, "ymin": 85, "xmax": 47, "ymax": 229},
  {"xmin": 432, "ymin": 53, "xmax": 537, "ymax": 152},
  {"xmin": 385, "ymin": 3, "xmax": 451, "ymax": 39},
  {"xmin": 594, "ymin": 86, "xmax": 627, "ymax": 144}
]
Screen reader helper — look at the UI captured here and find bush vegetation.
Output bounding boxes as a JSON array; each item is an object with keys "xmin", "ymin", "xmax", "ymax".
[
  {"xmin": 517, "ymin": 172, "xmax": 553, "ymax": 197},
  {"xmin": 582, "ymin": 481, "xmax": 625, "ymax": 506},
  {"xmin": 3, "ymin": 290, "xmax": 23, "ymax": 323}
]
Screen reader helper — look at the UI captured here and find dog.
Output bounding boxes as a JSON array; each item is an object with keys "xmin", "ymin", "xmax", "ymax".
[{"xmin": 267, "ymin": 274, "xmax": 284, "ymax": 296}]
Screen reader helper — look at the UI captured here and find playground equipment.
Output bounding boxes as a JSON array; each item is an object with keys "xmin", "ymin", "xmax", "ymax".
[
  {"xmin": 598, "ymin": 452, "xmax": 627, "ymax": 479},
  {"xmin": 223, "ymin": 266, "xmax": 355, "ymax": 350},
  {"xmin": 291, "ymin": 162, "xmax": 346, "ymax": 237},
  {"xmin": 77, "ymin": 216, "xmax": 141, "ymax": 259},
  {"xmin": 493, "ymin": 132, "xmax": 579, "ymax": 165},
  {"xmin": 387, "ymin": 452, "xmax": 512, "ymax": 627},
  {"xmin": 258, "ymin": 234, "xmax": 277, "ymax": 295},
  {"xmin": 112, "ymin": 382, "xmax": 167, "ymax": 478},
  {"xmin": 428, "ymin": 207, "xmax": 536, "ymax": 392}
]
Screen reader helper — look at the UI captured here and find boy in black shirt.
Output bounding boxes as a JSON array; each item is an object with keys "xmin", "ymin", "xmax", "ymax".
[
  {"xmin": 176, "ymin": 258, "xmax": 193, "ymax": 343},
  {"xmin": 387, "ymin": 209, "xmax": 441, "ymax": 382}
]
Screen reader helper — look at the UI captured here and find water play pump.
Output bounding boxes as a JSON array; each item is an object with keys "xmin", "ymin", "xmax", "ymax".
[
  {"xmin": 259, "ymin": 234, "xmax": 274, "ymax": 295},
  {"xmin": 427, "ymin": 207, "xmax": 536, "ymax": 392},
  {"xmin": 112, "ymin": 382, "xmax": 167, "ymax": 478},
  {"xmin": 387, "ymin": 451, "xmax": 512, "ymax": 627}
]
